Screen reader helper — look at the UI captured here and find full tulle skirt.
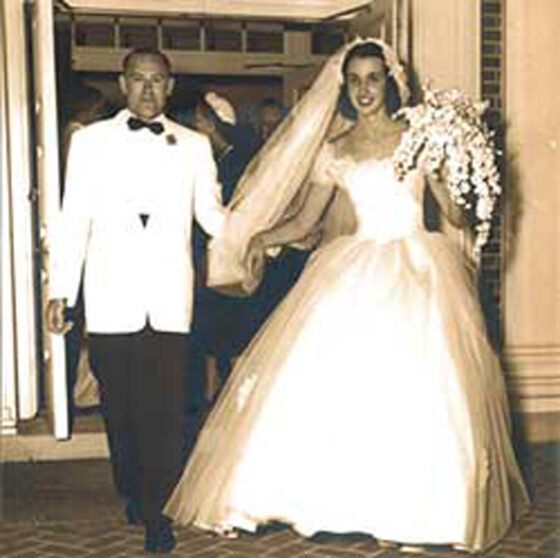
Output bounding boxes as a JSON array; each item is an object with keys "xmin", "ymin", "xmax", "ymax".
[{"xmin": 165, "ymin": 231, "xmax": 528, "ymax": 552}]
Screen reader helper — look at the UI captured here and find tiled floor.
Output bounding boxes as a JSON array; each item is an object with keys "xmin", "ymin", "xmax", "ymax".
[{"xmin": 0, "ymin": 443, "xmax": 558, "ymax": 557}]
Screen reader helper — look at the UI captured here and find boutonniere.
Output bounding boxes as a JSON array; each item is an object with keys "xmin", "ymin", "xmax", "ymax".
[{"xmin": 166, "ymin": 133, "xmax": 177, "ymax": 145}]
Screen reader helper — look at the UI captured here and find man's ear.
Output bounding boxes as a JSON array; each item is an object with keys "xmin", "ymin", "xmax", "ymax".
[
  {"xmin": 119, "ymin": 74, "xmax": 128, "ymax": 96},
  {"xmin": 166, "ymin": 76, "xmax": 175, "ymax": 97}
]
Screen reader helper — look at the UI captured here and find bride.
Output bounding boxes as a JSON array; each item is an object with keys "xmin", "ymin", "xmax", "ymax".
[{"xmin": 165, "ymin": 38, "xmax": 528, "ymax": 553}]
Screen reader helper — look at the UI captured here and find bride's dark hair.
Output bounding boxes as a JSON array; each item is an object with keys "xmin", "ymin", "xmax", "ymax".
[{"xmin": 338, "ymin": 41, "xmax": 402, "ymax": 119}]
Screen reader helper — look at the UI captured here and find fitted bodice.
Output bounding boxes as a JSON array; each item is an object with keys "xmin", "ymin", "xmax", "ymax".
[{"xmin": 331, "ymin": 155, "xmax": 425, "ymax": 243}]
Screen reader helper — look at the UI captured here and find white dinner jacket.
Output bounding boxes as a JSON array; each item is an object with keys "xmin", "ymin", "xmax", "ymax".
[{"xmin": 50, "ymin": 109, "xmax": 226, "ymax": 334}]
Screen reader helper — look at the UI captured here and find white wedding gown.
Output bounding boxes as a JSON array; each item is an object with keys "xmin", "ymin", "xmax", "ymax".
[{"xmin": 165, "ymin": 150, "xmax": 528, "ymax": 552}]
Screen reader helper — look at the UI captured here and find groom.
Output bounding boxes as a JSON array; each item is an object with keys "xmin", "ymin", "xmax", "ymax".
[{"xmin": 46, "ymin": 48, "xmax": 226, "ymax": 553}]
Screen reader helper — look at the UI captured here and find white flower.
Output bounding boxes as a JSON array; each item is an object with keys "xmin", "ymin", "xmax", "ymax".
[{"xmin": 393, "ymin": 85, "xmax": 501, "ymax": 260}]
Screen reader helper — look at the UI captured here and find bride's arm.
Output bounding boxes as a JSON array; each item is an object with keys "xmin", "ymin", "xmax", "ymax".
[
  {"xmin": 244, "ymin": 180, "xmax": 336, "ymax": 261},
  {"xmin": 426, "ymin": 174, "xmax": 465, "ymax": 228}
]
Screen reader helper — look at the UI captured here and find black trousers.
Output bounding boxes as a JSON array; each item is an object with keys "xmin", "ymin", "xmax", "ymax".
[{"xmin": 89, "ymin": 326, "xmax": 191, "ymax": 523}]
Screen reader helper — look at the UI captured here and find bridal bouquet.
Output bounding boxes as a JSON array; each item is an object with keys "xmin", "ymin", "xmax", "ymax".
[{"xmin": 392, "ymin": 86, "xmax": 501, "ymax": 260}]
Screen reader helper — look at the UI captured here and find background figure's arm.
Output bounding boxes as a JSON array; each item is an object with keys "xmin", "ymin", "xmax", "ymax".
[
  {"xmin": 193, "ymin": 136, "xmax": 227, "ymax": 238},
  {"xmin": 426, "ymin": 174, "xmax": 465, "ymax": 228},
  {"xmin": 49, "ymin": 130, "xmax": 93, "ymax": 309}
]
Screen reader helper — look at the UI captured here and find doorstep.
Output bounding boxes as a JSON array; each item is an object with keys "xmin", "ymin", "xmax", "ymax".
[{"xmin": 1, "ymin": 413, "xmax": 109, "ymax": 462}]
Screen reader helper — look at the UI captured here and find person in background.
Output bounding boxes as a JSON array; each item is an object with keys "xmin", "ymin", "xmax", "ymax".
[
  {"xmin": 188, "ymin": 91, "xmax": 259, "ymax": 404},
  {"xmin": 46, "ymin": 48, "xmax": 226, "ymax": 554},
  {"xmin": 61, "ymin": 84, "xmax": 111, "ymax": 418},
  {"xmin": 61, "ymin": 84, "xmax": 110, "ymax": 165},
  {"xmin": 193, "ymin": 92, "xmax": 258, "ymax": 205},
  {"xmin": 190, "ymin": 92, "xmax": 309, "ymax": 406},
  {"xmin": 256, "ymin": 96, "xmax": 286, "ymax": 145},
  {"xmin": 251, "ymin": 95, "xmax": 311, "ymax": 373}
]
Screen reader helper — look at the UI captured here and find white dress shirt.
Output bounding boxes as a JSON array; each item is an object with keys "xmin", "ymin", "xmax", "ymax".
[{"xmin": 50, "ymin": 109, "xmax": 227, "ymax": 334}]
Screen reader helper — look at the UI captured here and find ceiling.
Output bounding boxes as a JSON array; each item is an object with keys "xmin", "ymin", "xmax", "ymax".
[{"xmin": 59, "ymin": 0, "xmax": 374, "ymax": 21}]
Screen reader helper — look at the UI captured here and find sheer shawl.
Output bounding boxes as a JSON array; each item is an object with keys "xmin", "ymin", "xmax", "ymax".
[{"xmin": 206, "ymin": 42, "xmax": 359, "ymax": 296}]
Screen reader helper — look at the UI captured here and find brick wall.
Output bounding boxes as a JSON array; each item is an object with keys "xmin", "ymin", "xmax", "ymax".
[{"xmin": 479, "ymin": 0, "xmax": 504, "ymax": 347}]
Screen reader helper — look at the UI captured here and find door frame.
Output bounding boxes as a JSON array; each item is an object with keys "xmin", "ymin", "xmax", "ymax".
[
  {"xmin": 2, "ymin": 0, "xmax": 40, "ymax": 424},
  {"xmin": 32, "ymin": 0, "xmax": 69, "ymax": 439}
]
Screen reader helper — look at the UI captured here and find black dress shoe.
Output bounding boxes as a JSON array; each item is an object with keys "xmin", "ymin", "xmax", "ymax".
[
  {"xmin": 125, "ymin": 499, "xmax": 143, "ymax": 525},
  {"xmin": 144, "ymin": 516, "xmax": 176, "ymax": 553}
]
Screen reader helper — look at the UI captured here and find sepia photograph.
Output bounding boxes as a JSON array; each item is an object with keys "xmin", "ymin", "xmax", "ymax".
[{"xmin": 1, "ymin": 0, "xmax": 558, "ymax": 556}]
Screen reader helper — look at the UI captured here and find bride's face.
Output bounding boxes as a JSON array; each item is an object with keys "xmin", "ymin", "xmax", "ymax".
[{"xmin": 345, "ymin": 56, "xmax": 387, "ymax": 117}]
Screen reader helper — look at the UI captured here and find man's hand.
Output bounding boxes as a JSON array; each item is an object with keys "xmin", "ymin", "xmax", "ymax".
[{"xmin": 45, "ymin": 299, "xmax": 74, "ymax": 335}]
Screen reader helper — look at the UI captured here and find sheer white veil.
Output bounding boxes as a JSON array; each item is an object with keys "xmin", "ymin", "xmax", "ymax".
[{"xmin": 206, "ymin": 37, "xmax": 407, "ymax": 295}]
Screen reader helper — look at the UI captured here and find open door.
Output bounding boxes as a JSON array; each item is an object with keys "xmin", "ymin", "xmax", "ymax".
[
  {"xmin": 283, "ymin": 66, "xmax": 322, "ymax": 108},
  {"xmin": 31, "ymin": 0, "xmax": 69, "ymax": 440}
]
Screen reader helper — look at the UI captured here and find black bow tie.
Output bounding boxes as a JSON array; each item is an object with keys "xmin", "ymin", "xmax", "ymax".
[{"xmin": 127, "ymin": 116, "xmax": 164, "ymax": 135}]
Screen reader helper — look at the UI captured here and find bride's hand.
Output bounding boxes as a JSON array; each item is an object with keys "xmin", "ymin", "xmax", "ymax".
[{"xmin": 243, "ymin": 233, "xmax": 268, "ymax": 275}]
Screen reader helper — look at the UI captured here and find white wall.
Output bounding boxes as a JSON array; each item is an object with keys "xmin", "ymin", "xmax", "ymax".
[
  {"xmin": 409, "ymin": 0, "xmax": 480, "ymax": 251},
  {"xmin": 503, "ymin": 0, "xmax": 560, "ymax": 429},
  {"xmin": 2, "ymin": 0, "xmax": 39, "ymax": 426},
  {"xmin": 410, "ymin": 0, "xmax": 479, "ymax": 96},
  {"xmin": 1, "ymin": 4, "xmax": 18, "ymax": 432}
]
